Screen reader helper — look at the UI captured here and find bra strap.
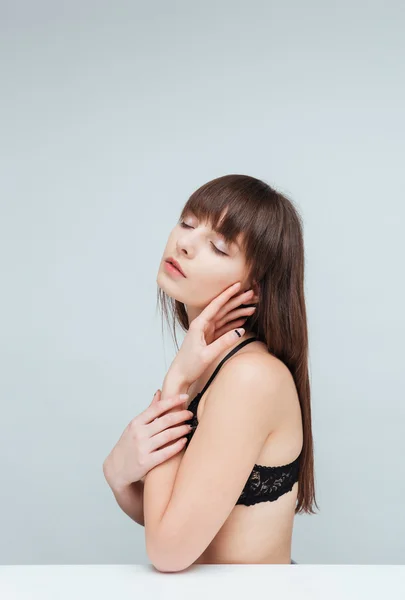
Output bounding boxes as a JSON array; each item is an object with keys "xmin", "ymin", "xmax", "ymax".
[{"xmin": 198, "ymin": 336, "xmax": 258, "ymax": 397}]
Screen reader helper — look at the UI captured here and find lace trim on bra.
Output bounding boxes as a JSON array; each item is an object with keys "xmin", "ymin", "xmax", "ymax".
[
  {"xmin": 236, "ymin": 455, "xmax": 300, "ymax": 506},
  {"xmin": 184, "ymin": 392, "xmax": 300, "ymax": 506}
]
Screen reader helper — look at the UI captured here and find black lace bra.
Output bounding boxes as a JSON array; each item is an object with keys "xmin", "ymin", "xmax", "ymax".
[{"xmin": 184, "ymin": 336, "xmax": 301, "ymax": 507}]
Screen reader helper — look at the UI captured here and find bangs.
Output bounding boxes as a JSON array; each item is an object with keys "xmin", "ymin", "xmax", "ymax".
[
  {"xmin": 180, "ymin": 177, "xmax": 257, "ymax": 250},
  {"xmin": 179, "ymin": 175, "xmax": 274, "ymax": 276},
  {"xmin": 179, "ymin": 201, "xmax": 244, "ymax": 249}
]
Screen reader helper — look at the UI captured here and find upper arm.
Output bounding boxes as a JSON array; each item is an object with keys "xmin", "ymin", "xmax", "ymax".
[{"xmin": 149, "ymin": 354, "xmax": 287, "ymax": 572}]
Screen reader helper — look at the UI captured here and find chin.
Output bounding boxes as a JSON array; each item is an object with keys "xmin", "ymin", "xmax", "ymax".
[{"xmin": 156, "ymin": 271, "xmax": 184, "ymax": 302}]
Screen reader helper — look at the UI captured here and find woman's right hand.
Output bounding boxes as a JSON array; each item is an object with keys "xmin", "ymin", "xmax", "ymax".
[{"xmin": 102, "ymin": 389, "xmax": 194, "ymax": 491}]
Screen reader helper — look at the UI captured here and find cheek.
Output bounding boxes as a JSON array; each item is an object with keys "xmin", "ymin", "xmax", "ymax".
[{"xmin": 193, "ymin": 268, "xmax": 243, "ymax": 302}]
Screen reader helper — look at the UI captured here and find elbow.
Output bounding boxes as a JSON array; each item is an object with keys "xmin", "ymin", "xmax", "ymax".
[
  {"xmin": 146, "ymin": 535, "xmax": 193, "ymax": 573},
  {"xmin": 148, "ymin": 552, "xmax": 190, "ymax": 573},
  {"xmin": 151, "ymin": 560, "xmax": 189, "ymax": 573}
]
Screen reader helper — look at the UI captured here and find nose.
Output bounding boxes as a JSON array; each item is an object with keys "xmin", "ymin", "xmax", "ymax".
[{"xmin": 176, "ymin": 236, "xmax": 193, "ymax": 258}]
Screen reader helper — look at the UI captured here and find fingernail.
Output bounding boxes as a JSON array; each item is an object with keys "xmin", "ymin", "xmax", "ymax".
[{"xmin": 180, "ymin": 393, "xmax": 189, "ymax": 400}]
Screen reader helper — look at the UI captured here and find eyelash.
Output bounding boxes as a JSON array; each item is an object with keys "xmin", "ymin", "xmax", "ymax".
[{"xmin": 179, "ymin": 221, "xmax": 228, "ymax": 256}]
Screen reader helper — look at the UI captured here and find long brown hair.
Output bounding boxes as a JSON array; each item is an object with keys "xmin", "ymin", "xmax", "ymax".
[{"xmin": 157, "ymin": 174, "xmax": 319, "ymax": 515}]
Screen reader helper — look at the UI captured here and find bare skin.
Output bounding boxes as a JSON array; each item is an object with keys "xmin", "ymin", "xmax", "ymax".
[
  {"xmin": 156, "ymin": 209, "xmax": 303, "ymax": 564},
  {"xmin": 184, "ymin": 339, "xmax": 303, "ymax": 565}
]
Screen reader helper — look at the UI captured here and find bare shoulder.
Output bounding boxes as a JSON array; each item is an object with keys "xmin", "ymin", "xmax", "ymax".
[
  {"xmin": 207, "ymin": 345, "xmax": 294, "ymax": 430},
  {"xmin": 222, "ymin": 344, "xmax": 292, "ymax": 389}
]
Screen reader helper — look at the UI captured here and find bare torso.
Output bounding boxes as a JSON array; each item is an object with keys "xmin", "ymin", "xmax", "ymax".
[{"xmin": 185, "ymin": 337, "xmax": 303, "ymax": 565}]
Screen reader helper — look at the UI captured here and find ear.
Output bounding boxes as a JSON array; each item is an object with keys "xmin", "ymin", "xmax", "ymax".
[
  {"xmin": 251, "ymin": 279, "xmax": 260, "ymax": 304},
  {"xmin": 242, "ymin": 280, "xmax": 260, "ymax": 304}
]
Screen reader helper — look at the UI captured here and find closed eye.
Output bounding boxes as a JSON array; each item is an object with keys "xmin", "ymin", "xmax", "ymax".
[{"xmin": 179, "ymin": 221, "xmax": 228, "ymax": 256}]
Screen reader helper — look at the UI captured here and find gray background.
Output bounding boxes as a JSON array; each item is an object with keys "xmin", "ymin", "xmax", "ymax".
[{"xmin": 1, "ymin": 0, "xmax": 404, "ymax": 565}]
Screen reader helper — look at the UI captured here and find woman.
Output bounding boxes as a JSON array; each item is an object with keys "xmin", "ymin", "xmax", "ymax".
[{"xmin": 103, "ymin": 174, "xmax": 318, "ymax": 571}]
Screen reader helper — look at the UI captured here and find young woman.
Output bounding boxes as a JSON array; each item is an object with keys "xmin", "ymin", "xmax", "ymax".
[{"xmin": 103, "ymin": 174, "xmax": 318, "ymax": 571}]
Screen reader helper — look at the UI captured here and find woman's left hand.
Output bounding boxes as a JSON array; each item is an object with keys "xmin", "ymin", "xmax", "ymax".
[{"xmin": 168, "ymin": 281, "xmax": 258, "ymax": 388}]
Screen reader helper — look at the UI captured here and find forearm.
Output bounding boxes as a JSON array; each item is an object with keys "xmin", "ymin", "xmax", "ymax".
[
  {"xmin": 110, "ymin": 480, "xmax": 145, "ymax": 526},
  {"xmin": 143, "ymin": 372, "xmax": 189, "ymax": 547}
]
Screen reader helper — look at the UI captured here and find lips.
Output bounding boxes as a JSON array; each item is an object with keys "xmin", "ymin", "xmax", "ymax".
[{"xmin": 165, "ymin": 258, "xmax": 186, "ymax": 277}]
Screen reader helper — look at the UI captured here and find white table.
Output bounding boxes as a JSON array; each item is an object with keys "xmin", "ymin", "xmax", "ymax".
[{"xmin": 1, "ymin": 564, "xmax": 404, "ymax": 600}]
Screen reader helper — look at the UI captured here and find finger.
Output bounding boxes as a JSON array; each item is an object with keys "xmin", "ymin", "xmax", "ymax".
[
  {"xmin": 151, "ymin": 389, "xmax": 161, "ymax": 405},
  {"xmin": 194, "ymin": 282, "xmax": 242, "ymax": 328},
  {"xmin": 204, "ymin": 327, "xmax": 245, "ymax": 364},
  {"xmin": 149, "ymin": 408, "xmax": 194, "ymax": 435},
  {"xmin": 143, "ymin": 394, "xmax": 189, "ymax": 424},
  {"xmin": 215, "ymin": 306, "xmax": 256, "ymax": 330},
  {"xmin": 214, "ymin": 318, "xmax": 247, "ymax": 340},
  {"xmin": 149, "ymin": 437, "xmax": 188, "ymax": 468},
  {"xmin": 215, "ymin": 289, "xmax": 255, "ymax": 322},
  {"xmin": 149, "ymin": 422, "xmax": 192, "ymax": 451}
]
